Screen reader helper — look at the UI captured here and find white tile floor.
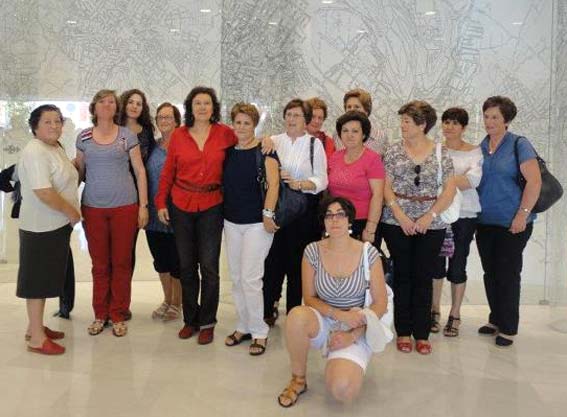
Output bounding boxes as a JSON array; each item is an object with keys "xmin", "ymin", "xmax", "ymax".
[{"xmin": 1, "ymin": 278, "xmax": 567, "ymax": 417}]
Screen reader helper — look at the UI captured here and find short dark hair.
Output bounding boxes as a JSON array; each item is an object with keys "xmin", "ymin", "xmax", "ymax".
[
  {"xmin": 398, "ymin": 100, "xmax": 437, "ymax": 134},
  {"xmin": 28, "ymin": 104, "xmax": 64, "ymax": 136},
  {"xmin": 482, "ymin": 96, "xmax": 517, "ymax": 123},
  {"xmin": 319, "ymin": 196, "xmax": 356, "ymax": 227},
  {"xmin": 336, "ymin": 111, "xmax": 372, "ymax": 142},
  {"xmin": 306, "ymin": 97, "xmax": 328, "ymax": 119},
  {"xmin": 118, "ymin": 89, "xmax": 155, "ymax": 132},
  {"xmin": 156, "ymin": 102, "xmax": 182, "ymax": 127},
  {"xmin": 89, "ymin": 89, "xmax": 120, "ymax": 125},
  {"xmin": 343, "ymin": 88, "xmax": 373, "ymax": 115},
  {"xmin": 230, "ymin": 102, "xmax": 260, "ymax": 126},
  {"xmin": 441, "ymin": 107, "xmax": 469, "ymax": 127},
  {"xmin": 184, "ymin": 86, "xmax": 221, "ymax": 127},
  {"xmin": 283, "ymin": 98, "xmax": 313, "ymax": 125}
]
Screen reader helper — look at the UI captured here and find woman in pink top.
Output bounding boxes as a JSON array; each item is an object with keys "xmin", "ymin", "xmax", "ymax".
[{"xmin": 328, "ymin": 111, "xmax": 385, "ymax": 245}]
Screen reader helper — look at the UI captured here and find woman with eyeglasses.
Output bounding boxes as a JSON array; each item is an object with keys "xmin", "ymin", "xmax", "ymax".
[
  {"xmin": 277, "ymin": 197, "xmax": 388, "ymax": 407},
  {"xmin": 262, "ymin": 98, "xmax": 328, "ymax": 327},
  {"xmin": 380, "ymin": 101, "xmax": 455, "ymax": 355},
  {"xmin": 145, "ymin": 103, "xmax": 182, "ymax": 322}
]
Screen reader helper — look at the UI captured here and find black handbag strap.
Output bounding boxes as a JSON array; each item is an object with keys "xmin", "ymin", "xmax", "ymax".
[{"xmin": 310, "ymin": 136, "xmax": 315, "ymax": 173}]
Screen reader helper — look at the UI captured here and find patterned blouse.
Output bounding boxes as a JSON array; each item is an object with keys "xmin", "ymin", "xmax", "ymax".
[
  {"xmin": 381, "ymin": 140, "xmax": 454, "ymax": 230},
  {"xmin": 304, "ymin": 242, "xmax": 380, "ymax": 309}
]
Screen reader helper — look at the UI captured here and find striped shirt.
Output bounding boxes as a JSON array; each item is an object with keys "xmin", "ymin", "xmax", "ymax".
[{"xmin": 304, "ymin": 242, "xmax": 380, "ymax": 309}]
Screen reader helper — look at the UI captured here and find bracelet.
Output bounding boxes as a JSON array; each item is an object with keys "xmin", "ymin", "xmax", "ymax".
[
  {"xmin": 386, "ymin": 199, "xmax": 397, "ymax": 207},
  {"xmin": 429, "ymin": 210, "xmax": 438, "ymax": 219},
  {"xmin": 364, "ymin": 229, "xmax": 376, "ymax": 235},
  {"xmin": 519, "ymin": 207, "xmax": 531, "ymax": 214},
  {"xmin": 262, "ymin": 208, "xmax": 275, "ymax": 219},
  {"xmin": 140, "ymin": 204, "xmax": 148, "ymax": 209},
  {"xmin": 366, "ymin": 220, "xmax": 378, "ymax": 225}
]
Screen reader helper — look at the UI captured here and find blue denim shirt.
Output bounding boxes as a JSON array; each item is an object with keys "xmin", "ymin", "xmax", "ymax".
[
  {"xmin": 146, "ymin": 143, "xmax": 174, "ymax": 233},
  {"xmin": 477, "ymin": 131, "xmax": 537, "ymax": 227}
]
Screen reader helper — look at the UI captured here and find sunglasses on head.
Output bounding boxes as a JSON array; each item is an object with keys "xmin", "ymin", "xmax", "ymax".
[{"xmin": 414, "ymin": 165, "xmax": 421, "ymax": 187}]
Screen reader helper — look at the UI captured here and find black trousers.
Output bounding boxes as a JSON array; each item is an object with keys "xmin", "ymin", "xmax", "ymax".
[
  {"xmin": 263, "ymin": 195, "xmax": 321, "ymax": 316},
  {"xmin": 58, "ymin": 249, "xmax": 75, "ymax": 314},
  {"xmin": 171, "ymin": 203, "xmax": 223, "ymax": 328},
  {"xmin": 433, "ymin": 217, "xmax": 478, "ymax": 283},
  {"xmin": 476, "ymin": 223, "xmax": 533, "ymax": 336},
  {"xmin": 382, "ymin": 224, "xmax": 446, "ymax": 340}
]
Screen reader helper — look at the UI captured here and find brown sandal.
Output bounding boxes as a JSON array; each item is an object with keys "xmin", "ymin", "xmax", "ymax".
[
  {"xmin": 430, "ymin": 311, "xmax": 441, "ymax": 333},
  {"xmin": 112, "ymin": 321, "xmax": 128, "ymax": 337},
  {"xmin": 249, "ymin": 338, "xmax": 267, "ymax": 356},
  {"xmin": 443, "ymin": 316, "xmax": 461, "ymax": 337},
  {"xmin": 278, "ymin": 374, "xmax": 307, "ymax": 407}
]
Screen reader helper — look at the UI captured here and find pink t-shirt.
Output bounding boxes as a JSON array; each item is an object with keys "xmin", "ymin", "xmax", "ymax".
[{"xmin": 328, "ymin": 148, "xmax": 385, "ymax": 219}]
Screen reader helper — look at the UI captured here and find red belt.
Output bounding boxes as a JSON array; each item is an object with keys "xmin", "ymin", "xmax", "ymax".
[
  {"xmin": 395, "ymin": 193, "xmax": 436, "ymax": 202},
  {"xmin": 174, "ymin": 180, "xmax": 221, "ymax": 193}
]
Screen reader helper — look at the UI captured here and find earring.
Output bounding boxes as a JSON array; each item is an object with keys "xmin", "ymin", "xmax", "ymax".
[
  {"xmin": 324, "ymin": 231, "xmax": 329, "ymax": 238},
  {"xmin": 348, "ymin": 224, "xmax": 353, "ymax": 235}
]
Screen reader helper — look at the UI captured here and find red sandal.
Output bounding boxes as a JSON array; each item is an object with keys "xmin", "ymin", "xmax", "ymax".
[
  {"xmin": 396, "ymin": 338, "xmax": 413, "ymax": 353},
  {"xmin": 415, "ymin": 340, "xmax": 432, "ymax": 355}
]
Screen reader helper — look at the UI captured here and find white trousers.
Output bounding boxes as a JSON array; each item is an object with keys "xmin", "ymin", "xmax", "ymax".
[{"xmin": 224, "ymin": 220, "xmax": 274, "ymax": 338}]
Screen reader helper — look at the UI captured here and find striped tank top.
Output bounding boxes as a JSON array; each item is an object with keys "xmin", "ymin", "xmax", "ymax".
[{"xmin": 304, "ymin": 241, "xmax": 380, "ymax": 309}]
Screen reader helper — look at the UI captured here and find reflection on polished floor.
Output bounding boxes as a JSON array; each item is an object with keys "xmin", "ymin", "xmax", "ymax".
[{"xmin": 1, "ymin": 276, "xmax": 566, "ymax": 417}]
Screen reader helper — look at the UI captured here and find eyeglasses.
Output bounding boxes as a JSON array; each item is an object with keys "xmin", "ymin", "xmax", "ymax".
[
  {"xmin": 285, "ymin": 112, "xmax": 305, "ymax": 119},
  {"xmin": 414, "ymin": 165, "xmax": 421, "ymax": 187},
  {"xmin": 324, "ymin": 211, "xmax": 348, "ymax": 221},
  {"xmin": 157, "ymin": 115, "xmax": 175, "ymax": 121}
]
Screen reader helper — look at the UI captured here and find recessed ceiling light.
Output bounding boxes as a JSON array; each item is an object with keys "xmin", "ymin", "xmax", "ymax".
[
  {"xmin": 322, "ymin": 1, "xmax": 334, "ymax": 4},
  {"xmin": 268, "ymin": 21, "xmax": 278, "ymax": 26},
  {"xmin": 170, "ymin": 28, "xmax": 180, "ymax": 32},
  {"xmin": 424, "ymin": 11, "xmax": 436, "ymax": 16},
  {"xmin": 200, "ymin": 9, "xmax": 211, "ymax": 13},
  {"xmin": 512, "ymin": 21, "xmax": 523, "ymax": 25},
  {"xmin": 66, "ymin": 20, "xmax": 77, "ymax": 24},
  {"xmin": 357, "ymin": 29, "xmax": 367, "ymax": 34}
]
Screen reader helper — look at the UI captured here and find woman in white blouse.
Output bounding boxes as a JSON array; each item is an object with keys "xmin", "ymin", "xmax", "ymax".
[
  {"xmin": 263, "ymin": 99, "xmax": 328, "ymax": 326},
  {"xmin": 431, "ymin": 108, "xmax": 483, "ymax": 337}
]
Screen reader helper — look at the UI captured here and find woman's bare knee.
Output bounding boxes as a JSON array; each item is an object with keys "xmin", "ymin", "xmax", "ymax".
[
  {"xmin": 286, "ymin": 306, "xmax": 319, "ymax": 337},
  {"xmin": 325, "ymin": 360, "xmax": 363, "ymax": 403}
]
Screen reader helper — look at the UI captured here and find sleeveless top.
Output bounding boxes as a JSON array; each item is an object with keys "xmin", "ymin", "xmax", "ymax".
[{"xmin": 304, "ymin": 241, "xmax": 380, "ymax": 309}]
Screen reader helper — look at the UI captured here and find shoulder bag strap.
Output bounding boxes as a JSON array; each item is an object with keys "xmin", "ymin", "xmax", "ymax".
[
  {"xmin": 362, "ymin": 242, "xmax": 372, "ymax": 307},
  {"xmin": 310, "ymin": 136, "xmax": 315, "ymax": 174}
]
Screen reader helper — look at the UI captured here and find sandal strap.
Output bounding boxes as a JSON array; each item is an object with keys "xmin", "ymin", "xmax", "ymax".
[{"xmin": 278, "ymin": 376, "xmax": 307, "ymax": 406}]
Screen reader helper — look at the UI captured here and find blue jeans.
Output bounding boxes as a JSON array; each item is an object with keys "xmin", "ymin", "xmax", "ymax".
[{"xmin": 171, "ymin": 203, "xmax": 223, "ymax": 329}]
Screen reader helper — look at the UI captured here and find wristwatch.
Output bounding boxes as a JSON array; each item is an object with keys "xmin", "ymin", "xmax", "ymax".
[{"xmin": 262, "ymin": 208, "xmax": 275, "ymax": 219}]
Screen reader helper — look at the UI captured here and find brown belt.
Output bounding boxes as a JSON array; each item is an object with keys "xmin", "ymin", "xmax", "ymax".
[
  {"xmin": 174, "ymin": 180, "xmax": 221, "ymax": 193},
  {"xmin": 395, "ymin": 193, "xmax": 436, "ymax": 202}
]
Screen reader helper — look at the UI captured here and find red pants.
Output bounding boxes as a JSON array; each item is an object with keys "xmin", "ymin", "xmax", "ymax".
[{"xmin": 82, "ymin": 204, "xmax": 138, "ymax": 322}]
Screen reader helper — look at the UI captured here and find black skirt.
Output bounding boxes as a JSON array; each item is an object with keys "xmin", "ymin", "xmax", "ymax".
[{"xmin": 16, "ymin": 224, "xmax": 72, "ymax": 299}]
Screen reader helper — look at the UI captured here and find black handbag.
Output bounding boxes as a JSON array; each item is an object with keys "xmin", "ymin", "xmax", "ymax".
[
  {"xmin": 254, "ymin": 138, "xmax": 315, "ymax": 227},
  {"xmin": 514, "ymin": 137, "xmax": 563, "ymax": 213}
]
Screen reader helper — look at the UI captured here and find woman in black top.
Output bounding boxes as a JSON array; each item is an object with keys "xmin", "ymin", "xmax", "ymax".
[{"xmin": 222, "ymin": 103, "xmax": 279, "ymax": 355}]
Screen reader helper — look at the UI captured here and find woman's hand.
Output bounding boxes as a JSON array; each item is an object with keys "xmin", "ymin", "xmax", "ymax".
[
  {"xmin": 362, "ymin": 229, "xmax": 376, "ymax": 243},
  {"xmin": 67, "ymin": 208, "xmax": 81, "ymax": 227},
  {"xmin": 509, "ymin": 213, "xmax": 528, "ymax": 234},
  {"xmin": 328, "ymin": 331, "xmax": 356, "ymax": 351},
  {"xmin": 263, "ymin": 216, "xmax": 279, "ymax": 233},
  {"xmin": 138, "ymin": 207, "xmax": 149, "ymax": 229},
  {"xmin": 414, "ymin": 212, "xmax": 434, "ymax": 234},
  {"xmin": 335, "ymin": 309, "xmax": 366, "ymax": 329},
  {"xmin": 396, "ymin": 212, "xmax": 416, "ymax": 236},
  {"xmin": 261, "ymin": 136, "xmax": 276, "ymax": 154},
  {"xmin": 157, "ymin": 208, "xmax": 170, "ymax": 225}
]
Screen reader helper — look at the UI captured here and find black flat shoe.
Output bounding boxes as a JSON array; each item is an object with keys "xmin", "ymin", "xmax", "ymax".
[
  {"xmin": 478, "ymin": 325, "xmax": 498, "ymax": 335},
  {"xmin": 495, "ymin": 335, "xmax": 514, "ymax": 347}
]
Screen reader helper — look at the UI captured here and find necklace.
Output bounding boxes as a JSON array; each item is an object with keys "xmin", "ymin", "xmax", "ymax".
[{"xmin": 235, "ymin": 137, "xmax": 257, "ymax": 150}]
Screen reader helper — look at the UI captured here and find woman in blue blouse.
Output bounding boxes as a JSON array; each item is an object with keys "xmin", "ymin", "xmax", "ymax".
[
  {"xmin": 146, "ymin": 103, "xmax": 182, "ymax": 321},
  {"xmin": 476, "ymin": 96, "xmax": 541, "ymax": 347}
]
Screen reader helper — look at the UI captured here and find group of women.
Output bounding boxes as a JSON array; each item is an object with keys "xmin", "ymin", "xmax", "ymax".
[{"xmin": 15, "ymin": 86, "xmax": 541, "ymax": 406}]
